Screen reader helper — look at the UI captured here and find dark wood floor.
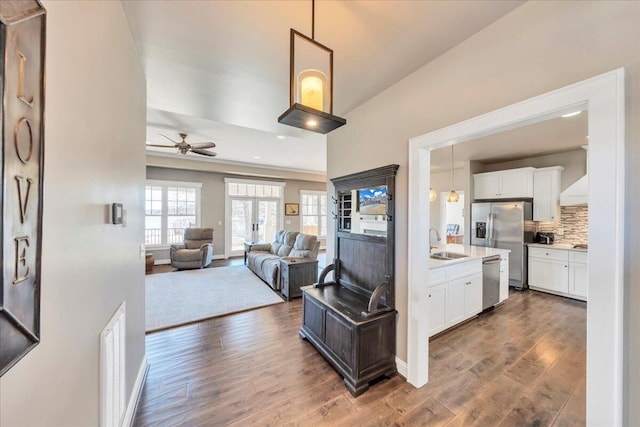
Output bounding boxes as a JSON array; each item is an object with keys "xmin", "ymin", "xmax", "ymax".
[{"xmin": 134, "ymin": 288, "xmax": 585, "ymax": 427}]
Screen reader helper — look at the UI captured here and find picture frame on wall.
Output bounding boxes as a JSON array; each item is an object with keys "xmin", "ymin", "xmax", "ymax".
[{"xmin": 285, "ymin": 203, "xmax": 299, "ymax": 216}]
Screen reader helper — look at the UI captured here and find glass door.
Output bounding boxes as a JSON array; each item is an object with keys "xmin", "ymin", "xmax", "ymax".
[
  {"xmin": 229, "ymin": 197, "xmax": 280, "ymax": 256},
  {"xmin": 230, "ymin": 198, "xmax": 254, "ymax": 254},
  {"xmin": 257, "ymin": 199, "xmax": 279, "ymax": 243}
]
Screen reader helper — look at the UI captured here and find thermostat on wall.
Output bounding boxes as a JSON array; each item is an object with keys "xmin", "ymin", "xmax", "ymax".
[{"xmin": 112, "ymin": 203, "xmax": 123, "ymax": 224}]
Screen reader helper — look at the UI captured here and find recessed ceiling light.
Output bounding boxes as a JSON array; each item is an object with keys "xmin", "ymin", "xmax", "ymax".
[
  {"xmin": 253, "ymin": 156, "xmax": 261, "ymax": 159},
  {"xmin": 561, "ymin": 111, "xmax": 582, "ymax": 118},
  {"xmin": 306, "ymin": 119, "xmax": 318, "ymax": 127},
  {"xmin": 276, "ymin": 135, "xmax": 286, "ymax": 140}
]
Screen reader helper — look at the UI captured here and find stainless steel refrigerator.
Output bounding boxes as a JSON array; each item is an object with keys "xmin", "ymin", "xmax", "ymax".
[{"xmin": 471, "ymin": 201, "xmax": 535, "ymax": 289}]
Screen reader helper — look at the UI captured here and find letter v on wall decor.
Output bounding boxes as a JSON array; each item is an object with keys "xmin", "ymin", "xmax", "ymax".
[{"xmin": 0, "ymin": 0, "xmax": 46, "ymax": 377}]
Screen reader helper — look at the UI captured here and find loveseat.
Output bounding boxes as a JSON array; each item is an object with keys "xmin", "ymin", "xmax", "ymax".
[{"xmin": 246, "ymin": 230, "xmax": 320, "ymax": 290}]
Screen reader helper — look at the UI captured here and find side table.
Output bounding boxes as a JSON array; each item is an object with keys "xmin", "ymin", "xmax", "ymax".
[
  {"xmin": 280, "ymin": 257, "xmax": 319, "ymax": 301},
  {"xmin": 145, "ymin": 253, "xmax": 155, "ymax": 274}
]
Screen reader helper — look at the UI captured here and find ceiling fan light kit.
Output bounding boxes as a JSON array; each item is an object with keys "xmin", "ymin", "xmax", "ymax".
[{"xmin": 278, "ymin": 0, "xmax": 346, "ymax": 134}]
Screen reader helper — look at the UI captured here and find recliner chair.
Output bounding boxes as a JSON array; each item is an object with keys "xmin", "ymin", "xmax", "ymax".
[{"xmin": 170, "ymin": 228, "xmax": 214, "ymax": 270}]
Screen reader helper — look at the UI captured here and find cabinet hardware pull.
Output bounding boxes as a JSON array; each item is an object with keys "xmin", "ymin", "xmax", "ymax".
[{"xmin": 428, "ymin": 294, "xmax": 431, "ymax": 298}]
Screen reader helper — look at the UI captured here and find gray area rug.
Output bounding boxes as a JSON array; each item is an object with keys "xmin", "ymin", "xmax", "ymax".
[{"xmin": 146, "ymin": 265, "xmax": 283, "ymax": 333}]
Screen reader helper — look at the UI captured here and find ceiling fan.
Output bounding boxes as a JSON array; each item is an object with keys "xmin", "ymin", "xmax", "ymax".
[{"xmin": 146, "ymin": 132, "xmax": 217, "ymax": 157}]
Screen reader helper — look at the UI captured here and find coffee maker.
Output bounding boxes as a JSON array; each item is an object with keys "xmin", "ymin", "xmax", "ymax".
[{"xmin": 536, "ymin": 232, "xmax": 555, "ymax": 245}]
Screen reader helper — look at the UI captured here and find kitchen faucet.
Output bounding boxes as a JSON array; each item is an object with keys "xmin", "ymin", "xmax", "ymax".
[{"xmin": 429, "ymin": 227, "xmax": 441, "ymax": 252}]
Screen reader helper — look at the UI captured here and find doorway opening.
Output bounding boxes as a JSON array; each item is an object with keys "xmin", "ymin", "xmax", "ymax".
[
  {"xmin": 408, "ymin": 69, "xmax": 625, "ymax": 424},
  {"xmin": 224, "ymin": 178, "xmax": 285, "ymax": 257}
]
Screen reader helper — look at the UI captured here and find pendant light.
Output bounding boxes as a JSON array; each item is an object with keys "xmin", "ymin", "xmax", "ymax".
[
  {"xmin": 278, "ymin": 0, "xmax": 346, "ymax": 134},
  {"xmin": 429, "ymin": 187, "xmax": 437, "ymax": 202},
  {"xmin": 447, "ymin": 145, "xmax": 459, "ymax": 203}
]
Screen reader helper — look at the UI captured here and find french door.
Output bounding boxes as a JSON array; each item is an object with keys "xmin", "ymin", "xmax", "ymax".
[{"xmin": 229, "ymin": 197, "xmax": 280, "ymax": 256}]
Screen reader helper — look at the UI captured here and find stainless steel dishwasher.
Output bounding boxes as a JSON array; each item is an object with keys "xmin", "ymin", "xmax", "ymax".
[{"xmin": 482, "ymin": 255, "xmax": 501, "ymax": 310}]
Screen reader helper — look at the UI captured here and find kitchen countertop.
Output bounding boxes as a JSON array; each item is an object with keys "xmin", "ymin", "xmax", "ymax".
[
  {"xmin": 527, "ymin": 243, "xmax": 588, "ymax": 252},
  {"xmin": 429, "ymin": 244, "xmax": 510, "ymax": 269}
]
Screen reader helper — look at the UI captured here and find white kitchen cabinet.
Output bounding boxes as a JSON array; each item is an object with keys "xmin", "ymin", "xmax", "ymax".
[
  {"xmin": 499, "ymin": 254, "xmax": 509, "ymax": 302},
  {"xmin": 447, "ymin": 277, "xmax": 467, "ymax": 326},
  {"xmin": 533, "ymin": 166, "xmax": 564, "ymax": 222},
  {"xmin": 428, "ymin": 283, "xmax": 447, "ymax": 336},
  {"xmin": 428, "ymin": 260, "xmax": 483, "ymax": 337},
  {"xmin": 463, "ymin": 273, "xmax": 483, "ymax": 317},
  {"xmin": 529, "ymin": 257, "xmax": 569, "ymax": 293},
  {"xmin": 528, "ymin": 246, "xmax": 586, "ymax": 301},
  {"xmin": 569, "ymin": 252, "xmax": 588, "ymax": 299},
  {"xmin": 473, "ymin": 168, "xmax": 535, "ymax": 200}
]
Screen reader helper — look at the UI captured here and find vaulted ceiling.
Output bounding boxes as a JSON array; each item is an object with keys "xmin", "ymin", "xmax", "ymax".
[{"xmin": 122, "ymin": 0, "xmax": 525, "ymax": 174}]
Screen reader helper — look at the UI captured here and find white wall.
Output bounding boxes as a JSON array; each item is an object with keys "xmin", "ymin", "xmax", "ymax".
[
  {"xmin": 326, "ymin": 2, "xmax": 640, "ymax": 423},
  {"xmin": 0, "ymin": 1, "xmax": 146, "ymax": 426}
]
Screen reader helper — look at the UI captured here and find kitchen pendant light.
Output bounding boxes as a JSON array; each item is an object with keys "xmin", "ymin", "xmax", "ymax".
[
  {"xmin": 447, "ymin": 145, "xmax": 459, "ymax": 203},
  {"xmin": 278, "ymin": 0, "xmax": 346, "ymax": 134},
  {"xmin": 429, "ymin": 187, "xmax": 437, "ymax": 202}
]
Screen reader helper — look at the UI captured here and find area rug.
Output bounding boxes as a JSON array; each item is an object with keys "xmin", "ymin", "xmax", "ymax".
[{"xmin": 146, "ymin": 265, "xmax": 283, "ymax": 333}]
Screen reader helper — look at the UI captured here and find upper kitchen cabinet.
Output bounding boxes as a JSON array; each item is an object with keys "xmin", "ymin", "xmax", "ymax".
[
  {"xmin": 473, "ymin": 167, "xmax": 535, "ymax": 200},
  {"xmin": 533, "ymin": 166, "xmax": 564, "ymax": 222}
]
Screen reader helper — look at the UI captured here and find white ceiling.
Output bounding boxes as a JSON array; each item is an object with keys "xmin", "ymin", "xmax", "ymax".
[
  {"xmin": 430, "ymin": 111, "xmax": 589, "ymax": 171},
  {"xmin": 122, "ymin": 0, "xmax": 524, "ymax": 173}
]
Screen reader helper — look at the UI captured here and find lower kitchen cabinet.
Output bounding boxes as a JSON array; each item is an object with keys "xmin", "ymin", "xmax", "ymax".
[
  {"xmin": 428, "ymin": 259, "xmax": 483, "ymax": 337},
  {"xmin": 428, "ymin": 284, "xmax": 447, "ymax": 336},
  {"xmin": 499, "ymin": 255, "xmax": 509, "ymax": 302},
  {"xmin": 569, "ymin": 252, "xmax": 588, "ymax": 299},
  {"xmin": 528, "ymin": 246, "xmax": 587, "ymax": 301},
  {"xmin": 528, "ymin": 257, "xmax": 569, "ymax": 293}
]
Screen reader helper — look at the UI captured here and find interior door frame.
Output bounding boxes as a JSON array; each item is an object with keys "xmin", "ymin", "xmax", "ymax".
[
  {"xmin": 408, "ymin": 68, "xmax": 625, "ymax": 425},
  {"xmin": 224, "ymin": 178, "xmax": 285, "ymax": 257}
]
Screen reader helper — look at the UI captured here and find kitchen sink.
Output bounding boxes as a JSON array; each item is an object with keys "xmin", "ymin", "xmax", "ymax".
[{"xmin": 430, "ymin": 251, "xmax": 469, "ymax": 261}]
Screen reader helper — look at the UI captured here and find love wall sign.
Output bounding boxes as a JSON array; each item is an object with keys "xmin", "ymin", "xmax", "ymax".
[{"xmin": 0, "ymin": 0, "xmax": 46, "ymax": 377}]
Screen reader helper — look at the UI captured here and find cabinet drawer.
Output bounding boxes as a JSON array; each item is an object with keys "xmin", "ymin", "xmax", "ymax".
[
  {"xmin": 446, "ymin": 259, "xmax": 482, "ymax": 281},
  {"xmin": 529, "ymin": 247, "xmax": 568, "ymax": 262},
  {"xmin": 429, "ymin": 268, "xmax": 446, "ymax": 286},
  {"xmin": 570, "ymin": 251, "xmax": 588, "ymax": 264}
]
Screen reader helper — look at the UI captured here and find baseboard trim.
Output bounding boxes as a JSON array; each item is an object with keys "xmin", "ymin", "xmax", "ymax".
[
  {"xmin": 395, "ymin": 356, "xmax": 407, "ymax": 378},
  {"xmin": 123, "ymin": 355, "xmax": 148, "ymax": 427},
  {"xmin": 155, "ymin": 254, "xmax": 226, "ymax": 265}
]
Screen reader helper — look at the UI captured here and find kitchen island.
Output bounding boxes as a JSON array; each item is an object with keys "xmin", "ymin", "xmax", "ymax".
[{"xmin": 427, "ymin": 244, "xmax": 510, "ymax": 337}]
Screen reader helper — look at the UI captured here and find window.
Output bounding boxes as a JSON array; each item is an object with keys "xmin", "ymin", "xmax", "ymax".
[
  {"xmin": 145, "ymin": 180, "xmax": 202, "ymax": 246},
  {"xmin": 300, "ymin": 190, "xmax": 327, "ymax": 238}
]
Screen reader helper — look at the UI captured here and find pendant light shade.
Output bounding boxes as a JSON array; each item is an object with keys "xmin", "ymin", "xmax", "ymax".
[
  {"xmin": 278, "ymin": 0, "xmax": 346, "ymax": 134},
  {"xmin": 429, "ymin": 187, "xmax": 437, "ymax": 202},
  {"xmin": 447, "ymin": 145, "xmax": 459, "ymax": 203}
]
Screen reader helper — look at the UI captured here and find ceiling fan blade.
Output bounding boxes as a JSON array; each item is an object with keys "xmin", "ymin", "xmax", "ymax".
[
  {"xmin": 190, "ymin": 142, "xmax": 216, "ymax": 149},
  {"xmin": 191, "ymin": 148, "xmax": 217, "ymax": 157},
  {"xmin": 159, "ymin": 134, "xmax": 179, "ymax": 144},
  {"xmin": 146, "ymin": 143, "xmax": 176, "ymax": 148}
]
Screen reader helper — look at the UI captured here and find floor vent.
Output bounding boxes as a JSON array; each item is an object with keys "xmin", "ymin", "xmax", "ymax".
[{"xmin": 100, "ymin": 302, "xmax": 126, "ymax": 427}]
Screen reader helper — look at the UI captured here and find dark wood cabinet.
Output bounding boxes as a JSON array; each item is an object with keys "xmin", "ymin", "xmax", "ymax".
[
  {"xmin": 300, "ymin": 164, "xmax": 398, "ymax": 396},
  {"xmin": 280, "ymin": 258, "xmax": 318, "ymax": 301}
]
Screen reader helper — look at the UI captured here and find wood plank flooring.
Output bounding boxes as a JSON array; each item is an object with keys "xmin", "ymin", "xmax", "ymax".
[{"xmin": 134, "ymin": 289, "xmax": 586, "ymax": 426}]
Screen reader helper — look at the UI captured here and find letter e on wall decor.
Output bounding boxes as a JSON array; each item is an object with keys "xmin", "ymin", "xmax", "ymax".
[{"xmin": 0, "ymin": 0, "xmax": 46, "ymax": 377}]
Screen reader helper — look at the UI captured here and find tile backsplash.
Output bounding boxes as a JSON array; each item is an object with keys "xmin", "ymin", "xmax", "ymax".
[{"xmin": 536, "ymin": 205, "xmax": 588, "ymax": 245}]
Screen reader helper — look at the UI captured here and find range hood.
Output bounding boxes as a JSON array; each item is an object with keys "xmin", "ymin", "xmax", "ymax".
[{"xmin": 560, "ymin": 145, "xmax": 588, "ymax": 206}]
